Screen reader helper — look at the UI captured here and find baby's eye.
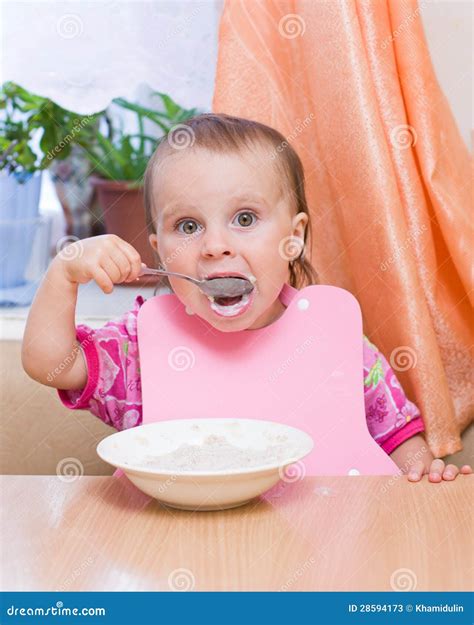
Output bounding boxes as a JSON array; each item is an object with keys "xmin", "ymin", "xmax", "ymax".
[
  {"xmin": 233, "ymin": 211, "xmax": 257, "ymax": 227},
  {"xmin": 176, "ymin": 219, "xmax": 201, "ymax": 235}
]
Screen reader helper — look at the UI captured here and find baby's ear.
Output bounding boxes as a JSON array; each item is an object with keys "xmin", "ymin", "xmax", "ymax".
[
  {"xmin": 292, "ymin": 212, "xmax": 308, "ymax": 238},
  {"xmin": 148, "ymin": 233, "xmax": 158, "ymax": 252}
]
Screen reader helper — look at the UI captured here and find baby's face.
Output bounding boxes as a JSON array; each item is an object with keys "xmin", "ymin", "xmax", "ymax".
[{"xmin": 149, "ymin": 146, "xmax": 307, "ymax": 332}]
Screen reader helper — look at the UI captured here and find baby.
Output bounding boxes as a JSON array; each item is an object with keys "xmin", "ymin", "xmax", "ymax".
[{"xmin": 22, "ymin": 113, "xmax": 471, "ymax": 482}]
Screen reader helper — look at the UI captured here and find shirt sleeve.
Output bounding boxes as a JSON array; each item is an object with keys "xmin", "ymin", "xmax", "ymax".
[
  {"xmin": 57, "ymin": 295, "xmax": 144, "ymax": 431},
  {"xmin": 363, "ymin": 335, "xmax": 425, "ymax": 454}
]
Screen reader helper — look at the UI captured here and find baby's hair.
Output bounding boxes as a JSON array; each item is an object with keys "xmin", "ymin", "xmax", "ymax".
[{"xmin": 143, "ymin": 113, "xmax": 318, "ymax": 289}]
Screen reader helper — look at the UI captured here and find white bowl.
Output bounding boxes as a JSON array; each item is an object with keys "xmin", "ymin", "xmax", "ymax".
[{"xmin": 97, "ymin": 418, "xmax": 314, "ymax": 511}]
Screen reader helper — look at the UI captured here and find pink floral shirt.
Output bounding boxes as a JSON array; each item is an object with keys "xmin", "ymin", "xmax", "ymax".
[{"xmin": 58, "ymin": 295, "xmax": 425, "ymax": 454}]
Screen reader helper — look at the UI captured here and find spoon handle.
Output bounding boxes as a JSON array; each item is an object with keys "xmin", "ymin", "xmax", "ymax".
[{"xmin": 139, "ymin": 266, "xmax": 199, "ymax": 286}]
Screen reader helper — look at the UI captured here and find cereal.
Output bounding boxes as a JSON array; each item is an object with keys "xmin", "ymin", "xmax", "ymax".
[{"xmin": 135, "ymin": 434, "xmax": 300, "ymax": 472}]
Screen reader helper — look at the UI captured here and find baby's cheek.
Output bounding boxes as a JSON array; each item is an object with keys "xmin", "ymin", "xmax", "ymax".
[{"xmin": 183, "ymin": 288, "xmax": 208, "ymax": 318}]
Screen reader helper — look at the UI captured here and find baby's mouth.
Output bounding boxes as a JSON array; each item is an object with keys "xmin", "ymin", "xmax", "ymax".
[
  {"xmin": 203, "ymin": 274, "xmax": 257, "ymax": 317},
  {"xmin": 212, "ymin": 294, "xmax": 245, "ymax": 306},
  {"xmin": 206, "ymin": 291, "xmax": 254, "ymax": 317}
]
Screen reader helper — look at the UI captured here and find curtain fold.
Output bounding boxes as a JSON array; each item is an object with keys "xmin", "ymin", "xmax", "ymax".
[{"xmin": 213, "ymin": 0, "xmax": 472, "ymax": 456}]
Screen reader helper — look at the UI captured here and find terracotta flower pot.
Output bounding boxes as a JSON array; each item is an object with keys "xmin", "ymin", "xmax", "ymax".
[{"xmin": 90, "ymin": 177, "xmax": 159, "ymax": 286}]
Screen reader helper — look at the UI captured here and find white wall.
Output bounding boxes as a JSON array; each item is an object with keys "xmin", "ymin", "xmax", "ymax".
[{"xmin": 422, "ymin": 0, "xmax": 472, "ymax": 149}]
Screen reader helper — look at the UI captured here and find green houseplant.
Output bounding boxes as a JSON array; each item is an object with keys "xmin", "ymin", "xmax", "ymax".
[
  {"xmin": 0, "ymin": 80, "xmax": 102, "ymax": 234},
  {"xmin": 0, "ymin": 81, "xmax": 101, "ymax": 178},
  {"xmin": 0, "ymin": 83, "xmax": 198, "ymax": 284},
  {"xmin": 78, "ymin": 93, "xmax": 197, "ymax": 181},
  {"xmin": 0, "ymin": 82, "xmax": 100, "ymax": 297}
]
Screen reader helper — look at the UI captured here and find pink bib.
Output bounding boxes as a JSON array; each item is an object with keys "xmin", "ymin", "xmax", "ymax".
[{"xmin": 132, "ymin": 283, "xmax": 399, "ymax": 476}]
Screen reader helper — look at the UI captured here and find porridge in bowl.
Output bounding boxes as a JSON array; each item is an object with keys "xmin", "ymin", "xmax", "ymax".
[
  {"xmin": 133, "ymin": 433, "xmax": 301, "ymax": 472},
  {"xmin": 97, "ymin": 418, "xmax": 314, "ymax": 510}
]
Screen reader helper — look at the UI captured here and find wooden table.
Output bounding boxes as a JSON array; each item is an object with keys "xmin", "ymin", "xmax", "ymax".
[{"xmin": 1, "ymin": 474, "xmax": 472, "ymax": 591}]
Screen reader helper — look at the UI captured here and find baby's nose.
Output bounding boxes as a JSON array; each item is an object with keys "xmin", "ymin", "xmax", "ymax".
[
  {"xmin": 202, "ymin": 247, "xmax": 233, "ymax": 258},
  {"xmin": 201, "ymin": 233, "xmax": 235, "ymax": 258}
]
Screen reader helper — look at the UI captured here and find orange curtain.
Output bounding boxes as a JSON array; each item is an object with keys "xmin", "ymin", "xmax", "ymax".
[{"xmin": 213, "ymin": 0, "xmax": 473, "ymax": 457}]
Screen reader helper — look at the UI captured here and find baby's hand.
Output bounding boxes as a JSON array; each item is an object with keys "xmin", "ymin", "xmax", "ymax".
[
  {"xmin": 55, "ymin": 234, "xmax": 143, "ymax": 293},
  {"xmin": 408, "ymin": 459, "xmax": 472, "ymax": 483}
]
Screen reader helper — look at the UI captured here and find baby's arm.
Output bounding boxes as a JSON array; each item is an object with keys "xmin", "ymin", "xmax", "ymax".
[
  {"xmin": 22, "ymin": 259, "xmax": 85, "ymax": 389},
  {"xmin": 362, "ymin": 336, "xmax": 472, "ymax": 482},
  {"xmin": 22, "ymin": 235, "xmax": 142, "ymax": 390}
]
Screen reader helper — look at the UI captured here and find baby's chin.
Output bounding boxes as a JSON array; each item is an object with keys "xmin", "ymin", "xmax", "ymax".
[
  {"xmin": 204, "ymin": 314, "xmax": 255, "ymax": 333},
  {"xmin": 195, "ymin": 304, "xmax": 257, "ymax": 332}
]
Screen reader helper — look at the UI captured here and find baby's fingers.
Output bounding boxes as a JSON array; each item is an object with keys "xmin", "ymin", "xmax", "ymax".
[
  {"xmin": 117, "ymin": 241, "xmax": 142, "ymax": 282},
  {"xmin": 442, "ymin": 464, "xmax": 459, "ymax": 481},
  {"xmin": 94, "ymin": 267, "xmax": 115, "ymax": 294},
  {"xmin": 105, "ymin": 245, "xmax": 133, "ymax": 283},
  {"xmin": 408, "ymin": 460, "xmax": 425, "ymax": 482},
  {"xmin": 99, "ymin": 256, "xmax": 128, "ymax": 287},
  {"xmin": 428, "ymin": 458, "xmax": 445, "ymax": 483}
]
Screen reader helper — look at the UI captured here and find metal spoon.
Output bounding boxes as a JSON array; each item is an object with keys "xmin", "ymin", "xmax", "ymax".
[{"xmin": 138, "ymin": 266, "xmax": 255, "ymax": 298}]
